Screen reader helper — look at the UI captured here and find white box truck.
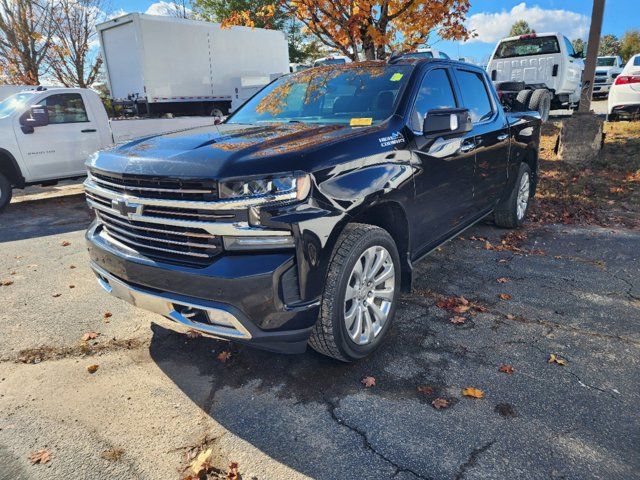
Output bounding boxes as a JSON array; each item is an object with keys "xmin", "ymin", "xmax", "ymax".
[{"xmin": 97, "ymin": 13, "xmax": 290, "ymax": 117}]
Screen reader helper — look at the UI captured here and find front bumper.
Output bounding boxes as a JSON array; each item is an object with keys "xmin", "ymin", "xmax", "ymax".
[
  {"xmin": 592, "ymin": 83, "xmax": 611, "ymax": 95},
  {"xmin": 86, "ymin": 222, "xmax": 319, "ymax": 354}
]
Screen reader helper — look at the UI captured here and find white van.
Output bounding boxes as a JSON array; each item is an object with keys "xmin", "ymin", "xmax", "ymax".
[
  {"xmin": 0, "ymin": 87, "xmax": 218, "ymax": 210},
  {"xmin": 487, "ymin": 33, "xmax": 584, "ymax": 110}
]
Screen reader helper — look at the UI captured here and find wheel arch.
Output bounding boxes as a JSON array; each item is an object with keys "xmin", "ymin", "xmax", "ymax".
[{"xmin": 0, "ymin": 148, "xmax": 25, "ymax": 187}]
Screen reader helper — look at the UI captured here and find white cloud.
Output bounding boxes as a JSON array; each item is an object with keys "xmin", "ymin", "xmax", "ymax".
[
  {"xmin": 145, "ymin": 1, "xmax": 191, "ymax": 17},
  {"xmin": 465, "ymin": 2, "xmax": 589, "ymax": 44}
]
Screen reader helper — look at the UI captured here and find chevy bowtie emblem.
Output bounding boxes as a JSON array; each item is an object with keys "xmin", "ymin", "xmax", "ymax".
[{"xmin": 111, "ymin": 198, "xmax": 143, "ymax": 217}]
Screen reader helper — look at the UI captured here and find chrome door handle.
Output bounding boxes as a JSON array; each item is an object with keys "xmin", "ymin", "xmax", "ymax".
[
  {"xmin": 497, "ymin": 133, "xmax": 509, "ymax": 141},
  {"xmin": 460, "ymin": 142, "xmax": 475, "ymax": 153}
]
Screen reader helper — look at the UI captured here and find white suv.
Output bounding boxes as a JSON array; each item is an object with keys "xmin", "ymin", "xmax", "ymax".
[{"xmin": 487, "ymin": 33, "xmax": 584, "ymax": 109}]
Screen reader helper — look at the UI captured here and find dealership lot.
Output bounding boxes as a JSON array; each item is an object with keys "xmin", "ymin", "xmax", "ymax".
[{"xmin": 1, "ymin": 174, "xmax": 638, "ymax": 480}]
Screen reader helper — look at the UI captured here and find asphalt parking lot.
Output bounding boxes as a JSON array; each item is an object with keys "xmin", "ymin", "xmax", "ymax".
[{"xmin": 1, "ymin": 162, "xmax": 638, "ymax": 480}]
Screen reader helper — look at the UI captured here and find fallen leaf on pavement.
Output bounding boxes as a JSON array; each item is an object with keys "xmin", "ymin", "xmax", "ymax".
[
  {"xmin": 497, "ymin": 277, "xmax": 509, "ymax": 283},
  {"xmin": 61, "ymin": 241, "xmax": 71, "ymax": 247},
  {"xmin": 474, "ymin": 305, "xmax": 488, "ymax": 312},
  {"xmin": 506, "ymin": 314, "xmax": 515, "ymax": 320},
  {"xmin": 361, "ymin": 376, "xmax": 376, "ymax": 388},
  {"xmin": 431, "ymin": 398, "xmax": 450, "ymax": 409},
  {"xmin": 190, "ymin": 447, "xmax": 213, "ymax": 475},
  {"xmin": 217, "ymin": 351, "xmax": 231, "ymax": 362},
  {"xmin": 52, "ymin": 293, "xmax": 61, "ymax": 298},
  {"xmin": 499, "ymin": 293, "xmax": 512, "ymax": 301},
  {"xmin": 186, "ymin": 329, "xmax": 202, "ymax": 339},
  {"xmin": 227, "ymin": 461, "xmax": 239, "ymax": 480},
  {"xmin": 499, "ymin": 365, "xmax": 515, "ymax": 374},
  {"xmin": 81, "ymin": 332, "xmax": 99, "ymax": 341},
  {"xmin": 461, "ymin": 387, "xmax": 485, "ymax": 399},
  {"xmin": 548, "ymin": 354, "xmax": 567, "ymax": 366},
  {"xmin": 101, "ymin": 448, "xmax": 124, "ymax": 461},
  {"xmin": 87, "ymin": 364, "xmax": 99, "ymax": 374},
  {"xmin": 417, "ymin": 385, "xmax": 434, "ymax": 395},
  {"xmin": 29, "ymin": 449, "xmax": 51, "ymax": 465},
  {"xmin": 103, "ymin": 312, "xmax": 112, "ymax": 319},
  {"xmin": 68, "ymin": 285, "xmax": 75, "ymax": 289},
  {"xmin": 450, "ymin": 316, "xmax": 466, "ymax": 325},
  {"xmin": 1, "ymin": 279, "xmax": 14, "ymax": 286}
]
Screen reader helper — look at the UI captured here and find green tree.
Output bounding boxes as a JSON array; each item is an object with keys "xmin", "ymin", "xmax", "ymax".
[
  {"xmin": 571, "ymin": 38, "xmax": 585, "ymax": 56},
  {"xmin": 509, "ymin": 20, "xmax": 535, "ymax": 37},
  {"xmin": 619, "ymin": 30, "xmax": 640, "ymax": 62},
  {"xmin": 598, "ymin": 34, "xmax": 620, "ymax": 56}
]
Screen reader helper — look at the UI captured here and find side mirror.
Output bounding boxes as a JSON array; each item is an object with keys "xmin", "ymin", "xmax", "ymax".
[
  {"xmin": 423, "ymin": 108, "xmax": 472, "ymax": 136},
  {"xmin": 19, "ymin": 104, "xmax": 49, "ymax": 134}
]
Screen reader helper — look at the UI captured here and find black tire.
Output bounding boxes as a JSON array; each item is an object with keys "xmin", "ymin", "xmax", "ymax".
[
  {"xmin": 309, "ymin": 223, "xmax": 401, "ymax": 362},
  {"xmin": 528, "ymin": 89, "xmax": 552, "ymax": 122},
  {"xmin": 0, "ymin": 172, "xmax": 12, "ymax": 212},
  {"xmin": 513, "ymin": 89, "xmax": 533, "ymax": 111},
  {"xmin": 494, "ymin": 163, "xmax": 532, "ymax": 229}
]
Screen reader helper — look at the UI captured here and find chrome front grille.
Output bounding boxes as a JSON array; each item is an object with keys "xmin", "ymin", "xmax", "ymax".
[{"xmin": 84, "ymin": 170, "xmax": 294, "ymax": 267}]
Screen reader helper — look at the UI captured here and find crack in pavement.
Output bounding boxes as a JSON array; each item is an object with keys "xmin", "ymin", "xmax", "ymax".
[
  {"xmin": 324, "ymin": 398, "xmax": 433, "ymax": 480},
  {"xmin": 454, "ymin": 440, "xmax": 495, "ymax": 480}
]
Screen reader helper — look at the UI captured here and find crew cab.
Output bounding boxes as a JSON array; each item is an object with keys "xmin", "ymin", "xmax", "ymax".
[
  {"xmin": 85, "ymin": 59, "xmax": 541, "ymax": 362},
  {"xmin": 0, "ymin": 87, "xmax": 217, "ymax": 211},
  {"xmin": 594, "ymin": 56, "xmax": 624, "ymax": 97},
  {"xmin": 487, "ymin": 33, "xmax": 584, "ymax": 116}
]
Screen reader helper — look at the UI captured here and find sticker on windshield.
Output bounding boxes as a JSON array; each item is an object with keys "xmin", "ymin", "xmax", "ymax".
[
  {"xmin": 390, "ymin": 72, "xmax": 404, "ymax": 81},
  {"xmin": 350, "ymin": 118, "xmax": 373, "ymax": 127}
]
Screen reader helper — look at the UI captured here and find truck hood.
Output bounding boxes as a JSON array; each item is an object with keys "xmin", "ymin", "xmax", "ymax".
[{"xmin": 89, "ymin": 122, "xmax": 381, "ymax": 179}]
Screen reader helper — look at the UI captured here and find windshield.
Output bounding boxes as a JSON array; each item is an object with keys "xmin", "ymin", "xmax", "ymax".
[
  {"xmin": 597, "ymin": 57, "xmax": 616, "ymax": 67},
  {"xmin": 227, "ymin": 64, "xmax": 413, "ymax": 126},
  {"xmin": 314, "ymin": 58, "xmax": 347, "ymax": 66},
  {"xmin": 494, "ymin": 36, "xmax": 560, "ymax": 59},
  {"xmin": 0, "ymin": 92, "xmax": 34, "ymax": 119}
]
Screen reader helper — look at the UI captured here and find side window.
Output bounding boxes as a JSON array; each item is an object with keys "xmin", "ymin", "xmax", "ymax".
[
  {"xmin": 43, "ymin": 94, "xmax": 89, "ymax": 124},
  {"xmin": 438, "ymin": 52, "xmax": 450, "ymax": 59},
  {"xmin": 564, "ymin": 37, "xmax": 576, "ymax": 56},
  {"xmin": 410, "ymin": 69, "xmax": 457, "ymax": 131},
  {"xmin": 455, "ymin": 70, "xmax": 493, "ymax": 123}
]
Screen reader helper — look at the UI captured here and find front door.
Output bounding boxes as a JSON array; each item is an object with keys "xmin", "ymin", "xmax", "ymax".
[
  {"xmin": 452, "ymin": 68, "xmax": 510, "ymax": 209},
  {"xmin": 15, "ymin": 92, "xmax": 101, "ymax": 181},
  {"xmin": 406, "ymin": 67, "xmax": 476, "ymax": 255}
]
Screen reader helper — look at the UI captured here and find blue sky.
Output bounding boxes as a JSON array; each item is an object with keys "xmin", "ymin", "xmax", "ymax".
[{"xmin": 109, "ymin": 0, "xmax": 638, "ymax": 63}]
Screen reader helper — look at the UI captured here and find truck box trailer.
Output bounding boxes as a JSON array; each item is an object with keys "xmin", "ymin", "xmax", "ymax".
[{"xmin": 96, "ymin": 13, "xmax": 289, "ymax": 116}]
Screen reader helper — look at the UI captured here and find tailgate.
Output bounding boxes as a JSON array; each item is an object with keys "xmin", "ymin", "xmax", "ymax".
[{"xmin": 492, "ymin": 56, "xmax": 559, "ymax": 90}]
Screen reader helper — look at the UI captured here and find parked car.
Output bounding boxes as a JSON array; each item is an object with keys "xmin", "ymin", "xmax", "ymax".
[
  {"xmin": 0, "ymin": 87, "xmax": 218, "ymax": 210},
  {"xmin": 394, "ymin": 48, "xmax": 451, "ymax": 60},
  {"xmin": 85, "ymin": 59, "xmax": 542, "ymax": 361},
  {"xmin": 290, "ymin": 63, "xmax": 311, "ymax": 73},
  {"xmin": 312, "ymin": 56, "xmax": 351, "ymax": 67},
  {"xmin": 593, "ymin": 55, "xmax": 624, "ymax": 97},
  {"xmin": 97, "ymin": 13, "xmax": 289, "ymax": 117},
  {"xmin": 487, "ymin": 33, "xmax": 585, "ymax": 120},
  {"xmin": 608, "ymin": 54, "xmax": 640, "ymax": 120}
]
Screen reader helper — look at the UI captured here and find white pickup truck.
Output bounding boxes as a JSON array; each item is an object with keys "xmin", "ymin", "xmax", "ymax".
[
  {"xmin": 0, "ymin": 87, "xmax": 217, "ymax": 211},
  {"xmin": 487, "ymin": 33, "xmax": 584, "ymax": 120},
  {"xmin": 593, "ymin": 56, "xmax": 624, "ymax": 97}
]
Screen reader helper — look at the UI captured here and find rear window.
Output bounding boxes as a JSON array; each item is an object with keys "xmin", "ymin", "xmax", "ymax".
[
  {"xmin": 634, "ymin": 56, "xmax": 640, "ymax": 66},
  {"xmin": 314, "ymin": 58, "xmax": 347, "ymax": 66},
  {"xmin": 494, "ymin": 36, "xmax": 560, "ymax": 59}
]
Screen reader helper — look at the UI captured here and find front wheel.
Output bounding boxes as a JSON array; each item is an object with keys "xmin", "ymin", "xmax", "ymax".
[
  {"xmin": 494, "ymin": 163, "xmax": 532, "ymax": 229},
  {"xmin": 0, "ymin": 172, "xmax": 12, "ymax": 212},
  {"xmin": 309, "ymin": 223, "xmax": 400, "ymax": 362}
]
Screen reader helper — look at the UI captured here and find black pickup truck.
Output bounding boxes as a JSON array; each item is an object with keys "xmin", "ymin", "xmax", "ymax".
[{"xmin": 85, "ymin": 59, "xmax": 541, "ymax": 361}]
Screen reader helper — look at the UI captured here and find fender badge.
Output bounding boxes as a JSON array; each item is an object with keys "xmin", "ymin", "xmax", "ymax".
[{"xmin": 378, "ymin": 131, "xmax": 405, "ymax": 147}]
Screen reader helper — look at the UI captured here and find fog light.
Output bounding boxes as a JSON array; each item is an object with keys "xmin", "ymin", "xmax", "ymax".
[{"xmin": 223, "ymin": 235, "xmax": 295, "ymax": 251}]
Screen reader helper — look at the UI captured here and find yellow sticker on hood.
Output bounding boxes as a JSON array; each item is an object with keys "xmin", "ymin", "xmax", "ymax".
[
  {"xmin": 390, "ymin": 72, "xmax": 404, "ymax": 81},
  {"xmin": 350, "ymin": 117, "xmax": 373, "ymax": 126}
]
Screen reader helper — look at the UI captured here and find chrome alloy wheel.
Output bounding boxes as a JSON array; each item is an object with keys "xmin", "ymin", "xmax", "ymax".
[
  {"xmin": 343, "ymin": 246, "xmax": 396, "ymax": 346},
  {"xmin": 516, "ymin": 172, "xmax": 530, "ymax": 221}
]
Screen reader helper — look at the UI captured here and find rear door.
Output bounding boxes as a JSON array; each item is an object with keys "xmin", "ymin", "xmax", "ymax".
[
  {"xmin": 15, "ymin": 92, "xmax": 101, "ymax": 180},
  {"xmin": 453, "ymin": 68, "xmax": 510, "ymax": 210},
  {"xmin": 406, "ymin": 66, "xmax": 476, "ymax": 254}
]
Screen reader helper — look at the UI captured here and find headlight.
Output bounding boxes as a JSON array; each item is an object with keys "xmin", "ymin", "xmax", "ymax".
[{"xmin": 219, "ymin": 174, "xmax": 310, "ymax": 201}]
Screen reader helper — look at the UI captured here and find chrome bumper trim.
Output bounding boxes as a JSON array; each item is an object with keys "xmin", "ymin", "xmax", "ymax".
[{"xmin": 91, "ymin": 262, "xmax": 252, "ymax": 340}]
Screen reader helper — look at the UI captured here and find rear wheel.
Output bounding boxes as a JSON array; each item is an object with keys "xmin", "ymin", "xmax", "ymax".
[
  {"xmin": 528, "ymin": 89, "xmax": 552, "ymax": 122},
  {"xmin": 309, "ymin": 223, "xmax": 400, "ymax": 362},
  {"xmin": 513, "ymin": 89, "xmax": 533, "ymax": 111},
  {"xmin": 0, "ymin": 172, "xmax": 12, "ymax": 212},
  {"xmin": 494, "ymin": 163, "xmax": 531, "ymax": 229}
]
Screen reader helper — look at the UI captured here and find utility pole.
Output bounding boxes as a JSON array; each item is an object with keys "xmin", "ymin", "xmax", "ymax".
[{"xmin": 578, "ymin": 0, "xmax": 606, "ymax": 113}]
